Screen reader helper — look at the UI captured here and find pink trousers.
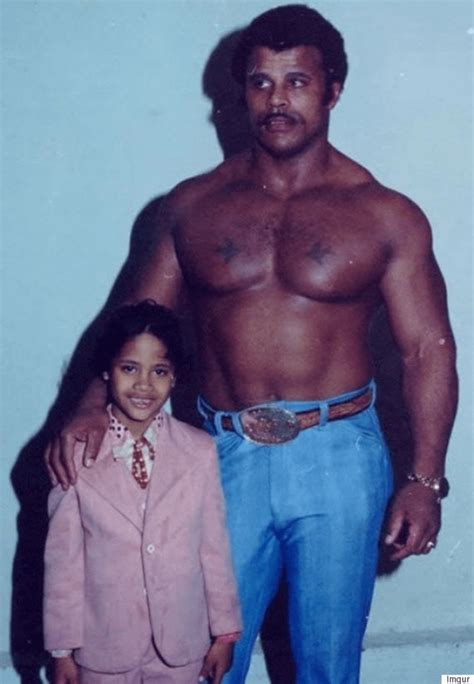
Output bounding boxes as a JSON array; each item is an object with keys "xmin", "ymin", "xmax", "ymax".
[{"xmin": 78, "ymin": 643, "xmax": 203, "ymax": 684}]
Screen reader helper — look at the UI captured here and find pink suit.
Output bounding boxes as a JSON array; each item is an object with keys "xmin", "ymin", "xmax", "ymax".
[{"xmin": 43, "ymin": 412, "xmax": 241, "ymax": 674}]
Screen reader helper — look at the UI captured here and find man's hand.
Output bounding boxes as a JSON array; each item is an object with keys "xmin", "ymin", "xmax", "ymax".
[
  {"xmin": 384, "ymin": 482, "xmax": 441, "ymax": 561},
  {"xmin": 44, "ymin": 409, "xmax": 108, "ymax": 489},
  {"xmin": 52, "ymin": 656, "xmax": 79, "ymax": 684},
  {"xmin": 199, "ymin": 641, "xmax": 234, "ymax": 684}
]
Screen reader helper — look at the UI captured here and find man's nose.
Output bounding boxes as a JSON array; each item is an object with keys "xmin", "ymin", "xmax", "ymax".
[{"xmin": 268, "ymin": 83, "xmax": 288, "ymax": 108}]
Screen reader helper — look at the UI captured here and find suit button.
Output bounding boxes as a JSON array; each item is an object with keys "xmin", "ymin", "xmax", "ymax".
[{"xmin": 146, "ymin": 543, "xmax": 155, "ymax": 554}]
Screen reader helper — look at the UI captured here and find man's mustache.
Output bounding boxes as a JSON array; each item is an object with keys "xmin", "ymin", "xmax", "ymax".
[{"xmin": 257, "ymin": 112, "xmax": 299, "ymax": 126}]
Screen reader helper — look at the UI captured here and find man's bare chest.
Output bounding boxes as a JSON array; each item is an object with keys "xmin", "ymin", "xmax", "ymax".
[{"xmin": 175, "ymin": 195, "xmax": 388, "ymax": 300}]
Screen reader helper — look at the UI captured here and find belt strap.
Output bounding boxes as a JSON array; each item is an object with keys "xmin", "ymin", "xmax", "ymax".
[{"xmin": 218, "ymin": 387, "xmax": 373, "ymax": 433}]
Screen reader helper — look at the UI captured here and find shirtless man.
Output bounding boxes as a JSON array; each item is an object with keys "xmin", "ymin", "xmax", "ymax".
[{"xmin": 46, "ymin": 6, "xmax": 457, "ymax": 683}]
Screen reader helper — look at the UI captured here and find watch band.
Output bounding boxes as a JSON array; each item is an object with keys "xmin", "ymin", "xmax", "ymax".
[{"xmin": 407, "ymin": 472, "xmax": 449, "ymax": 502}]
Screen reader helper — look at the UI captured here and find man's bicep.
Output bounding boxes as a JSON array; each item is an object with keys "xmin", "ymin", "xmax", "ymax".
[
  {"xmin": 111, "ymin": 194, "xmax": 185, "ymax": 310},
  {"xmin": 130, "ymin": 226, "xmax": 184, "ymax": 308},
  {"xmin": 379, "ymin": 228, "xmax": 453, "ymax": 357}
]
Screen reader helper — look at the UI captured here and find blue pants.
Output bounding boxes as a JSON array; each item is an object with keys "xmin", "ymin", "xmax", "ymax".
[{"xmin": 198, "ymin": 381, "xmax": 393, "ymax": 684}]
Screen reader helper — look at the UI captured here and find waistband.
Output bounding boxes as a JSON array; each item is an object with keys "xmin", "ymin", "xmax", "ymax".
[{"xmin": 197, "ymin": 380, "xmax": 376, "ymax": 440}]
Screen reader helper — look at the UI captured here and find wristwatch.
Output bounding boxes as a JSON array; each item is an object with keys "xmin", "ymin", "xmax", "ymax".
[{"xmin": 407, "ymin": 472, "xmax": 450, "ymax": 502}]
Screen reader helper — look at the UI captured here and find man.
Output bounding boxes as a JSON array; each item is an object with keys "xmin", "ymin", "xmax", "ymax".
[{"xmin": 46, "ymin": 5, "xmax": 457, "ymax": 683}]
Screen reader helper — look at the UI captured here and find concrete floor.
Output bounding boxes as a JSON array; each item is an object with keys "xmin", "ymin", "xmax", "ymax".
[
  {"xmin": 1, "ymin": 633, "xmax": 473, "ymax": 683},
  {"xmin": 245, "ymin": 638, "xmax": 474, "ymax": 684}
]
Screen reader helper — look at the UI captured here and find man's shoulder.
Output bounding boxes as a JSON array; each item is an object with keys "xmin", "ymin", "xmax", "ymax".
[
  {"xmin": 332, "ymin": 149, "xmax": 420, "ymax": 210},
  {"xmin": 366, "ymin": 183, "xmax": 431, "ymax": 242},
  {"xmin": 350, "ymin": 180, "xmax": 433, "ymax": 262},
  {"xmin": 166, "ymin": 153, "xmax": 249, "ymax": 212},
  {"xmin": 334, "ymin": 153, "xmax": 431, "ymax": 236},
  {"xmin": 330, "ymin": 152, "xmax": 433, "ymax": 255},
  {"xmin": 331, "ymin": 147, "xmax": 374, "ymax": 186}
]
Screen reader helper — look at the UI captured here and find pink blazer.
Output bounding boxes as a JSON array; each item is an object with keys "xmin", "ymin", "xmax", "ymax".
[{"xmin": 43, "ymin": 413, "xmax": 241, "ymax": 672}]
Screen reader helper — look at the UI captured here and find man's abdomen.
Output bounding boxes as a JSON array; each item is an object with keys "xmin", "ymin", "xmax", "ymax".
[{"xmin": 196, "ymin": 290, "xmax": 375, "ymax": 410}]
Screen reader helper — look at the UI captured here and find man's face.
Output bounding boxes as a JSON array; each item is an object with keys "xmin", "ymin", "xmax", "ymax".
[{"xmin": 245, "ymin": 45, "xmax": 340, "ymax": 159}]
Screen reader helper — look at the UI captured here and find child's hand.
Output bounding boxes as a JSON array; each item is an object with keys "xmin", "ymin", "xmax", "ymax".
[
  {"xmin": 198, "ymin": 641, "xmax": 234, "ymax": 684},
  {"xmin": 53, "ymin": 655, "xmax": 79, "ymax": 684}
]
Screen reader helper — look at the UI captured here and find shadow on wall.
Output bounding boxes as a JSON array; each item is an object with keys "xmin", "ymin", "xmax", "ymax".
[
  {"xmin": 202, "ymin": 29, "xmax": 253, "ymax": 159},
  {"xmin": 9, "ymin": 28, "xmax": 412, "ymax": 684},
  {"xmin": 9, "ymin": 195, "xmax": 200, "ymax": 683}
]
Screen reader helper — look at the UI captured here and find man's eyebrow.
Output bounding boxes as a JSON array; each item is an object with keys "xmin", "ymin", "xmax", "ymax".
[
  {"xmin": 246, "ymin": 67, "xmax": 267, "ymax": 77},
  {"xmin": 286, "ymin": 70, "xmax": 312, "ymax": 78},
  {"xmin": 246, "ymin": 69, "xmax": 312, "ymax": 78}
]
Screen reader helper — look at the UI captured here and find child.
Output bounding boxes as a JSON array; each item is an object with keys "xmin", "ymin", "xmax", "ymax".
[{"xmin": 43, "ymin": 300, "xmax": 241, "ymax": 684}]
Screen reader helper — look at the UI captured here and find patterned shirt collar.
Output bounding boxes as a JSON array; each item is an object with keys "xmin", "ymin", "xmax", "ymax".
[{"xmin": 106, "ymin": 404, "xmax": 164, "ymax": 456}]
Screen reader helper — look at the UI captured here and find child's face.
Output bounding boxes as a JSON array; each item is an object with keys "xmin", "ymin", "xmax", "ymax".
[{"xmin": 104, "ymin": 333, "xmax": 175, "ymax": 439}]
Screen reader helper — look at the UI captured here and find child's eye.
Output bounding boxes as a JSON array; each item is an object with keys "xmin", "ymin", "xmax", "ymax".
[
  {"xmin": 154, "ymin": 368, "xmax": 169, "ymax": 377},
  {"xmin": 121, "ymin": 364, "xmax": 136, "ymax": 373}
]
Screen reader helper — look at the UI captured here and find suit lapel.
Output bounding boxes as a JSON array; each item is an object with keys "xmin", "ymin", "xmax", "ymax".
[
  {"xmin": 79, "ymin": 433, "xmax": 143, "ymax": 531},
  {"xmin": 146, "ymin": 413, "xmax": 194, "ymax": 519}
]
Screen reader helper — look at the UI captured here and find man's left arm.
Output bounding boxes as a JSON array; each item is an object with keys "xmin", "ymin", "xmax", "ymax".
[{"xmin": 378, "ymin": 196, "xmax": 458, "ymax": 561}]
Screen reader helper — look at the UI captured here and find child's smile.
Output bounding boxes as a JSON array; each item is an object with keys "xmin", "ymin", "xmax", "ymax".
[
  {"xmin": 104, "ymin": 333, "xmax": 175, "ymax": 439},
  {"xmin": 129, "ymin": 396, "xmax": 156, "ymax": 409}
]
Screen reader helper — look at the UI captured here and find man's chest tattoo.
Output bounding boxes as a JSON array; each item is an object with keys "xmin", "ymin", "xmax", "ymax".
[
  {"xmin": 216, "ymin": 238, "xmax": 240, "ymax": 264},
  {"xmin": 307, "ymin": 241, "xmax": 332, "ymax": 264}
]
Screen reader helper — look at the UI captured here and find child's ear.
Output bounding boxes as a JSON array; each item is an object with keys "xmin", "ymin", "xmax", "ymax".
[{"xmin": 102, "ymin": 371, "xmax": 109, "ymax": 381}]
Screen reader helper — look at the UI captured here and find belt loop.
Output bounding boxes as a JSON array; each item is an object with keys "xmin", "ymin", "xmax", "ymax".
[
  {"xmin": 197, "ymin": 396, "xmax": 222, "ymax": 437},
  {"xmin": 230, "ymin": 413, "xmax": 243, "ymax": 435},
  {"xmin": 369, "ymin": 379, "xmax": 377, "ymax": 407},
  {"xmin": 319, "ymin": 401, "xmax": 329, "ymax": 427},
  {"xmin": 214, "ymin": 411, "xmax": 228, "ymax": 437},
  {"xmin": 196, "ymin": 396, "xmax": 210, "ymax": 424}
]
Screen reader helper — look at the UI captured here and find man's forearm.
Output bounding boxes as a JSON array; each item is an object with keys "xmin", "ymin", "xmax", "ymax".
[
  {"xmin": 402, "ymin": 338, "xmax": 458, "ymax": 477},
  {"xmin": 75, "ymin": 376, "xmax": 107, "ymax": 414},
  {"xmin": 45, "ymin": 375, "xmax": 109, "ymax": 485}
]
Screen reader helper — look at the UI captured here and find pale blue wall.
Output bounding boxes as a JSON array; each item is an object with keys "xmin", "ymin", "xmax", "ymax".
[{"xmin": 2, "ymin": 0, "xmax": 472, "ymax": 677}]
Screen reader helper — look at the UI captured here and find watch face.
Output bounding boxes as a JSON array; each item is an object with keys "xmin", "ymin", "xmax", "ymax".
[{"xmin": 437, "ymin": 478, "xmax": 450, "ymax": 498}]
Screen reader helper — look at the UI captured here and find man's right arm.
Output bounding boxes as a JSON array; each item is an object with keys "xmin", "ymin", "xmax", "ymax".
[
  {"xmin": 46, "ymin": 195, "xmax": 184, "ymax": 487},
  {"xmin": 123, "ymin": 195, "xmax": 185, "ymax": 308},
  {"xmin": 45, "ymin": 377, "xmax": 108, "ymax": 487}
]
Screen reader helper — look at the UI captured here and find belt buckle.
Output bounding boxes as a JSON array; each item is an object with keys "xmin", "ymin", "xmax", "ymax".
[{"xmin": 239, "ymin": 406, "xmax": 300, "ymax": 445}]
